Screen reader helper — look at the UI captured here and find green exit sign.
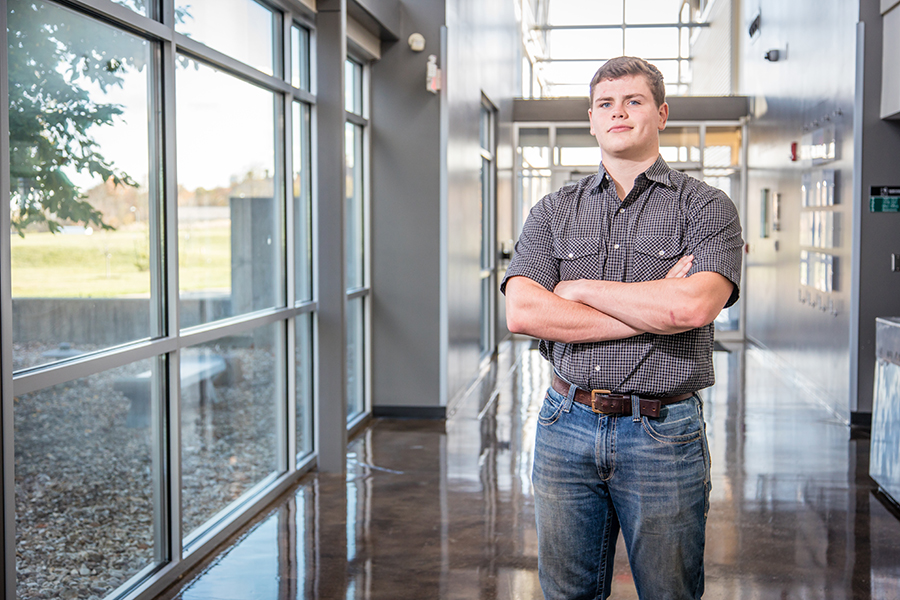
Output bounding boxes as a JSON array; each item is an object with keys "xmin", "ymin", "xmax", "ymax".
[{"xmin": 870, "ymin": 186, "xmax": 900, "ymax": 212}]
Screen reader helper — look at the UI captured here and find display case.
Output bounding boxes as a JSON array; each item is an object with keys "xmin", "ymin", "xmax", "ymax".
[{"xmin": 871, "ymin": 317, "xmax": 900, "ymax": 504}]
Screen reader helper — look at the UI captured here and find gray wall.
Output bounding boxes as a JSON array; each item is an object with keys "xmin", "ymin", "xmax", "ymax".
[
  {"xmin": 369, "ymin": 0, "xmax": 518, "ymax": 413},
  {"xmin": 370, "ymin": 0, "xmax": 445, "ymax": 413},
  {"xmin": 854, "ymin": 0, "xmax": 900, "ymax": 414},
  {"xmin": 444, "ymin": 0, "xmax": 518, "ymax": 407},
  {"xmin": 736, "ymin": 0, "xmax": 858, "ymax": 420}
]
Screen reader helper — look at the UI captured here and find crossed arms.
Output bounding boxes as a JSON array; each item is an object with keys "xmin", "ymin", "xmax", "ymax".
[{"xmin": 505, "ymin": 255, "xmax": 734, "ymax": 344}]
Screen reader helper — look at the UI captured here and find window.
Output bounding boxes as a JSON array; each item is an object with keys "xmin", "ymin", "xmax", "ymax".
[
  {"xmin": 525, "ymin": 0, "xmax": 697, "ymax": 97},
  {"xmin": 175, "ymin": 0, "xmax": 276, "ymax": 76},
  {"xmin": 291, "ymin": 25, "xmax": 311, "ymax": 90},
  {"xmin": 9, "ymin": 0, "xmax": 156, "ymax": 371},
  {"xmin": 176, "ymin": 58, "xmax": 281, "ymax": 327},
  {"xmin": 4, "ymin": 2, "xmax": 318, "ymax": 598},
  {"xmin": 480, "ymin": 99, "xmax": 497, "ymax": 357},
  {"xmin": 344, "ymin": 59, "xmax": 369, "ymax": 425},
  {"xmin": 14, "ymin": 357, "xmax": 164, "ymax": 597},
  {"xmin": 181, "ymin": 323, "xmax": 281, "ymax": 549},
  {"xmin": 291, "ymin": 24, "xmax": 314, "ymax": 459}
]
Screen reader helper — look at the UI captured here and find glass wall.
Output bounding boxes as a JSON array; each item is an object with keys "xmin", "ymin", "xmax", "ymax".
[
  {"xmin": 174, "ymin": 0, "xmax": 276, "ymax": 76},
  {"xmin": 176, "ymin": 58, "xmax": 281, "ymax": 326},
  {"xmin": 513, "ymin": 120, "xmax": 745, "ymax": 336},
  {"xmin": 180, "ymin": 323, "xmax": 282, "ymax": 548},
  {"xmin": 479, "ymin": 99, "xmax": 497, "ymax": 358},
  {"xmin": 344, "ymin": 58, "xmax": 369, "ymax": 425},
  {"xmin": 522, "ymin": 0, "xmax": 699, "ymax": 97},
  {"xmin": 4, "ymin": 1, "xmax": 319, "ymax": 598},
  {"xmin": 9, "ymin": 0, "xmax": 156, "ymax": 371},
  {"xmin": 293, "ymin": 89, "xmax": 314, "ymax": 459},
  {"xmin": 14, "ymin": 357, "xmax": 163, "ymax": 598}
]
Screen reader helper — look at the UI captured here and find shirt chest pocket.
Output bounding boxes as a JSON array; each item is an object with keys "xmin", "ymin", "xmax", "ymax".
[
  {"xmin": 552, "ymin": 237, "xmax": 605, "ymax": 281},
  {"xmin": 631, "ymin": 235, "xmax": 684, "ymax": 281}
]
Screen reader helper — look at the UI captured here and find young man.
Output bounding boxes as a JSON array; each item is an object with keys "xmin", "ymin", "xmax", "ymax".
[{"xmin": 502, "ymin": 57, "xmax": 743, "ymax": 599}]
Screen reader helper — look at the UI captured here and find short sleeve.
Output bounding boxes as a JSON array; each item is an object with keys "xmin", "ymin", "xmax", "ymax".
[
  {"xmin": 684, "ymin": 186, "xmax": 744, "ymax": 307},
  {"xmin": 500, "ymin": 194, "xmax": 560, "ymax": 295}
]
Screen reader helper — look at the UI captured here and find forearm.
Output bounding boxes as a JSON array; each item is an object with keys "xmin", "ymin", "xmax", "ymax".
[
  {"xmin": 556, "ymin": 273, "xmax": 732, "ymax": 335},
  {"xmin": 505, "ymin": 276, "xmax": 644, "ymax": 343}
]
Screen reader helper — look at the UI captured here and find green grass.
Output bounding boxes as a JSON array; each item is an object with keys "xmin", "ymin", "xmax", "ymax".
[{"xmin": 11, "ymin": 226, "xmax": 231, "ymax": 298}]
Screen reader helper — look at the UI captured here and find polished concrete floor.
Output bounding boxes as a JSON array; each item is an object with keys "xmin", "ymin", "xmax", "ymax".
[{"xmin": 158, "ymin": 340, "xmax": 900, "ymax": 600}]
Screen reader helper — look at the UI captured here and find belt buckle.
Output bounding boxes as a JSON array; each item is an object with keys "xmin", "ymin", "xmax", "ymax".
[{"xmin": 589, "ymin": 389, "xmax": 612, "ymax": 414}]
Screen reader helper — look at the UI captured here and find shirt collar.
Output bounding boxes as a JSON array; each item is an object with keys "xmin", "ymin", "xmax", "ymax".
[{"xmin": 595, "ymin": 155, "xmax": 673, "ymax": 191}]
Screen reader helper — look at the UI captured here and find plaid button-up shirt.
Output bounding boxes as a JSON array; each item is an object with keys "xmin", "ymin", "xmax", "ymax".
[{"xmin": 501, "ymin": 156, "xmax": 743, "ymax": 396}]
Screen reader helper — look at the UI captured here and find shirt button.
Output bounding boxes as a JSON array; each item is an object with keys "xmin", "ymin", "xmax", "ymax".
[
  {"xmin": 568, "ymin": 253, "xmax": 574, "ymax": 259},
  {"xmin": 594, "ymin": 365, "xmax": 602, "ymax": 371},
  {"xmin": 618, "ymin": 208, "xmax": 625, "ymax": 214},
  {"xmin": 613, "ymin": 244, "xmax": 620, "ymax": 249},
  {"xmin": 659, "ymin": 250, "xmax": 666, "ymax": 256}
]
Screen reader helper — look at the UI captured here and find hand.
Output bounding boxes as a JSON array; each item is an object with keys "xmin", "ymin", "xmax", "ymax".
[
  {"xmin": 553, "ymin": 279, "xmax": 583, "ymax": 302},
  {"xmin": 665, "ymin": 254, "xmax": 694, "ymax": 279}
]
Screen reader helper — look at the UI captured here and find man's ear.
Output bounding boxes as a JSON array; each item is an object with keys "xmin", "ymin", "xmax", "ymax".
[{"xmin": 658, "ymin": 102, "xmax": 669, "ymax": 131}]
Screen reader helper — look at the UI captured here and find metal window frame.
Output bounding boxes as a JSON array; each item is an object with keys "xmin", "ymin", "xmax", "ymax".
[
  {"xmin": 1, "ymin": 5, "xmax": 12, "ymax": 598},
  {"xmin": 0, "ymin": 0, "xmax": 321, "ymax": 598},
  {"xmin": 527, "ymin": 0, "xmax": 707, "ymax": 96}
]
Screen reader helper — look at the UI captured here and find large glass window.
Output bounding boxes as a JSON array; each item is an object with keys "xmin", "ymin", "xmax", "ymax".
[
  {"xmin": 294, "ymin": 101, "xmax": 313, "ymax": 303},
  {"xmin": 5, "ymin": 1, "xmax": 319, "ymax": 598},
  {"xmin": 15, "ymin": 357, "xmax": 164, "ymax": 599},
  {"xmin": 8, "ymin": 0, "xmax": 155, "ymax": 371},
  {"xmin": 176, "ymin": 59, "xmax": 281, "ymax": 327},
  {"xmin": 296, "ymin": 314, "xmax": 314, "ymax": 459},
  {"xmin": 527, "ymin": 0, "xmax": 696, "ymax": 97},
  {"xmin": 344, "ymin": 59, "xmax": 368, "ymax": 424},
  {"xmin": 181, "ymin": 323, "xmax": 282, "ymax": 547},
  {"xmin": 345, "ymin": 59, "xmax": 363, "ymax": 114},
  {"xmin": 346, "ymin": 296, "xmax": 366, "ymax": 421},
  {"xmin": 479, "ymin": 100, "xmax": 497, "ymax": 357},
  {"xmin": 175, "ymin": 0, "xmax": 276, "ymax": 76},
  {"xmin": 345, "ymin": 122, "xmax": 365, "ymax": 290},
  {"xmin": 291, "ymin": 25, "xmax": 311, "ymax": 91},
  {"xmin": 291, "ymin": 23, "xmax": 314, "ymax": 463},
  {"xmin": 514, "ymin": 121, "xmax": 745, "ymax": 337}
]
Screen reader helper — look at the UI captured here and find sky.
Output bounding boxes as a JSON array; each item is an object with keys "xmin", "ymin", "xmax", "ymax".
[{"xmin": 68, "ymin": 0, "xmax": 277, "ymax": 193}]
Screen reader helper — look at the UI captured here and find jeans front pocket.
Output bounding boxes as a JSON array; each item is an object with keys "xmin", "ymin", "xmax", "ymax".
[
  {"xmin": 538, "ymin": 388, "xmax": 567, "ymax": 426},
  {"xmin": 641, "ymin": 396, "xmax": 703, "ymax": 444}
]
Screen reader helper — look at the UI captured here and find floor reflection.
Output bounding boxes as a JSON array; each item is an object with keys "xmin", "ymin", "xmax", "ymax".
[{"xmin": 163, "ymin": 340, "xmax": 900, "ymax": 600}]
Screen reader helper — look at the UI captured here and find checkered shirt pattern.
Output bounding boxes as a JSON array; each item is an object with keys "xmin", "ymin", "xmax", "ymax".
[{"xmin": 501, "ymin": 156, "xmax": 743, "ymax": 396}]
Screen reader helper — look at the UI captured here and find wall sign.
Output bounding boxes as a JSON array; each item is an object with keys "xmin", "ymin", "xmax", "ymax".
[{"xmin": 870, "ymin": 186, "xmax": 900, "ymax": 212}]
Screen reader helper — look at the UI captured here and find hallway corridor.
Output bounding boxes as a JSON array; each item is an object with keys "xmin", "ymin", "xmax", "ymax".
[{"xmin": 157, "ymin": 340, "xmax": 900, "ymax": 600}]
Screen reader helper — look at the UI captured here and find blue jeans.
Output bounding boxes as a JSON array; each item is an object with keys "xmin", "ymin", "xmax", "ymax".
[{"xmin": 532, "ymin": 381, "xmax": 711, "ymax": 600}]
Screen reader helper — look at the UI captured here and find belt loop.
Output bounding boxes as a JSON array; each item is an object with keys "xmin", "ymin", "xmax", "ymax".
[
  {"xmin": 631, "ymin": 394, "xmax": 641, "ymax": 422},
  {"xmin": 564, "ymin": 381, "xmax": 577, "ymax": 411}
]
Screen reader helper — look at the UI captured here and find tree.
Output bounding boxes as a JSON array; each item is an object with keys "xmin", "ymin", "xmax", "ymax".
[{"xmin": 7, "ymin": 0, "xmax": 190, "ymax": 237}]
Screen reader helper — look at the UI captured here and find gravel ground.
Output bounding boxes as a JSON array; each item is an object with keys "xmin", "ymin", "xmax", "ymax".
[{"xmin": 14, "ymin": 343, "xmax": 278, "ymax": 600}]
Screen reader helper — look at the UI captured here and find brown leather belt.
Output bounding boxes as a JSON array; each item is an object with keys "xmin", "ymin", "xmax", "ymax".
[{"xmin": 551, "ymin": 374, "xmax": 694, "ymax": 418}]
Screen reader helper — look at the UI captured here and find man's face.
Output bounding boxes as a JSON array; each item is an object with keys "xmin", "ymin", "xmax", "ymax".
[{"xmin": 588, "ymin": 74, "xmax": 668, "ymax": 161}]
